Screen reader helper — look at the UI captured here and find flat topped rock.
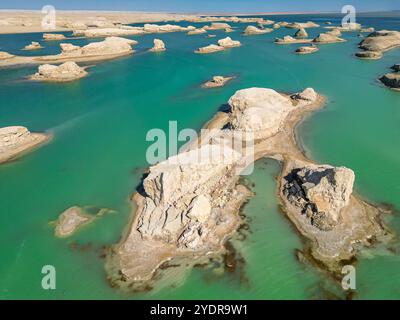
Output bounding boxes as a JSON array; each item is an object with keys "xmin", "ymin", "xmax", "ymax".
[
  {"xmin": 359, "ymin": 30, "xmax": 400, "ymax": 54},
  {"xmin": 295, "ymin": 46, "xmax": 319, "ymax": 54},
  {"xmin": 355, "ymin": 51, "xmax": 383, "ymax": 60},
  {"xmin": 23, "ymin": 41, "xmax": 43, "ymax": 50},
  {"xmin": 243, "ymin": 25, "xmax": 272, "ymax": 35},
  {"xmin": 0, "ymin": 126, "xmax": 48, "ymax": 164},
  {"xmin": 0, "ymin": 51, "xmax": 14, "ymax": 60},
  {"xmin": 55, "ymin": 206, "xmax": 92, "ymax": 237},
  {"xmin": 204, "ymin": 22, "xmax": 232, "ymax": 30},
  {"xmin": 43, "ymin": 33, "xmax": 66, "ymax": 40},
  {"xmin": 187, "ymin": 28, "xmax": 206, "ymax": 35},
  {"xmin": 312, "ymin": 33, "xmax": 345, "ymax": 43},
  {"xmin": 195, "ymin": 44, "xmax": 225, "ymax": 54},
  {"xmin": 30, "ymin": 61, "xmax": 88, "ymax": 82}
]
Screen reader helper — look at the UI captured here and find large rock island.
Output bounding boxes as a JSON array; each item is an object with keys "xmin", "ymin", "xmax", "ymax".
[{"xmin": 106, "ymin": 86, "xmax": 390, "ymax": 289}]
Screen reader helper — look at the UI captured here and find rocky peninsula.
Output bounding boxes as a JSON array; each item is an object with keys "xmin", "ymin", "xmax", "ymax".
[
  {"xmin": 106, "ymin": 86, "xmax": 389, "ymax": 289},
  {"xmin": 0, "ymin": 126, "xmax": 49, "ymax": 164}
]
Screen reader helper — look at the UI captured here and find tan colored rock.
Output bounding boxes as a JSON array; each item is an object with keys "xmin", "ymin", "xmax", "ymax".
[
  {"xmin": 23, "ymin": 41, "xmax": 43, "ymax": 50},
  {"xmin": 0, "ymin": 126, "xmax": 48, "ymax": 164},
  {"xmin": 286, "ymin": 21, "xmax": 319, "ymax": 29},
  {"xmin": 195, "ymin": 44, "xmax": 225, "ymax": 54},
  {"xmin": 275, "ymin": 35, "xmax": 312, "ymax": 44},
  {"xmin": 0, "ymin": 51, "xmax": 14, "ymax": 60},
  {"xmin": 30, "ymin": 61, "xmax": 88, "ymax": 82},
  {"xmin": 202, "ymin": 75, "xmax": 234, "ymax": 88},
  {"xmin": 294, "ymin": 28, "xmax": 308, "ymax": 38},
  {"xmin": 55, "ymin": 206, "xmax": 92, "ymax": 237},
  {"xmin": 295, "ymin": 46, "xmax": 319, "ymax": 54},
  {"xmin": 360, "ymin": 27, "xmax": 375, "ymax": 33},
  {"xmin": 187, "ymin": 28, "xmax": 206, "ymax": 35},
  {"xmin": 359, "ymin": 30, "xmax": 400, "ymax": 53},
  {"xmin": 43, "ymin": 33, "xmax": 66, "ymax": 40},
  {"xmin": 272, "ymin": 23, "xmax": 281, "ymax": 29},
  {"xmin": 326, "ymin": 28, "xmax": 342, "ymax": 37},
  {"xmin": 217, "ymin": 37, "xmax": 241, "ymax": 48},
  {"xmin": 149, "ymin": 38, "xmax": 166, "ymax": 52},
  {"xmin": 312, "ymin": 33, "xmax": 345, "ymax": 44},
  {"xmin": 243, "ymin": 25, "xmax": 272, "ymax": 35}
]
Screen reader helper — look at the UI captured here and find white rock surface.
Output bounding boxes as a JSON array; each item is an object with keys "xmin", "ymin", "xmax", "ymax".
[
  {"xmin": 149, "ymin": 38, "xmax": 166, "ymax": 52},
  {"xmin": 31, "ymin": 61, "xmax": 87, "ymax": 82}
]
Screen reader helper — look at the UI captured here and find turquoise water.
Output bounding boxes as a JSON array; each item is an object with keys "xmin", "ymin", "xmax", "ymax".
[{"xmin": 0, "ymin": 14, "xmax": 399, "ymax": 299}]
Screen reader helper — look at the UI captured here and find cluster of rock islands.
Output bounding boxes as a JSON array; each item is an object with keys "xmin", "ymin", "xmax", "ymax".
[{"xmin": 0, "ymin": 15, "xmax": 398, "ymax": 291}]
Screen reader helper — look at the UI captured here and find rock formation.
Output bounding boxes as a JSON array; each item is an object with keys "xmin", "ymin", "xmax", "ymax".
[
  {"xmin": 379, "ymin": 73, "xmax": 400, "ymax": 91},
  {"xmin": 355, "ymin": 51, "xmax": 383, "ymax": 60},
  {"xmin": 282, "ymin": 164, "xmax": 355, "ymax": 230},
  {"xmin": 312, "ymin": 33, "xmax": 345, "ymax": 44},
  {"xmin": 107, "ymin": 85, "xmax": 389, "ymax": 289},
  {"xmin": 43, "ymin": 33, "xmax": 66, "ymax": 40},
  {"xmin": 286, "ymin": 21, "xmax": 319, "ymax": 29},
  {"xmin": 357, "ymin": 30, "xmax": 400, "ymax": 59},
  {"xmin": 55, "ymin": 206, "xmax": 93, "ymax": 237},
  {"xmin": 202, "ymin": 75, "xmax": 234, "ymax": 88},
  {"xmin": 295, "ymin": 46, "xmax": 319, "ymax": 54},
  {"xmin": 195, "ymin": 44, "xmax": 225, "ymax": 54},
  {"xmin": 30, "ymin": 61, "xmax": 88, "ymax": 82},
  {"xmin": 294, "ymin": 28, "xmax": 308, "ymax": 38},
  {"xmin": 0, "ymin": 126, "xmax": 48, "ymax": 164},
  {"xmin": 23, "ymin": 41, "xmax": 43, "ymax": 50},
  {"xmin": 187, "ymin": 28, "xmax": 207, "ymax": 35},
  {"xmin": 326, "ymin": 28, "xmax": 342, "ymax": 37},
  {"xmin": 217, "ymin": 37, "xmax": 241, "ymax": 48},
  {"xmin": 204, "ymin": 22, "xmax": 232, "ymax": 30},
  {"xmin": 272, "ymin": 23, "xmax": 281, "ymax": 29},
  {"xmin": 149, "ymin": 39, "xmax": 166, "ymax": 52},
  {"xmin": 243, "ymin": 25, "xmax": 272, "ymax": 35},
  {"xmin": 275, "ymin": 36, "xmax": 312, "ymax": 44},
  {"xmin": 360, "ymin": 27, "xmax": 375, "ymax": 33}
]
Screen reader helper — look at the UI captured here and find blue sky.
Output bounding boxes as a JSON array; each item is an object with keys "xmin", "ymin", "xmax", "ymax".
[{"xmin": 1, "ymin": 0, "xmax": 399, "ymax": 13}]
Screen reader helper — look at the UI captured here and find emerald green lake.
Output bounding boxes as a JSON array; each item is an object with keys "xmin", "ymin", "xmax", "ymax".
[{"xmin": 0, "ymin": 14, "xmax": 399, "ymax": 299}]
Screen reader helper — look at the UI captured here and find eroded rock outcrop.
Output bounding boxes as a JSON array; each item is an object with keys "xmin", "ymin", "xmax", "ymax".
[
  {"xmin": 149, "ymin": 39, "xmax": 166, "ymax": 52},
  {"xmin": 23, "ymin": 41, "xmax": 43, "ymax": 50},
  {"xmin": 0, "ymin": 126, "xmax": 48, "ymax": 164},
  {"xmin": 187, "ymin": 28, "xmax": 207, "ymax": 35},
  {"xmin": 312, "ymin": 33, "xmax": 345, "ymax": 44},
  {"xmin": 357, "ymin": 30, "xmax": 400, "ymax": 59},
  {"xmin": 30, "ymin": 61, "xmax": 88, "ymax": 82},
  {"xmin": 275, "ymin": 36, "xmax": 312, "ymax": 44},
  {"xmin": 286, "ymin": 21, "xmax": 319, "ymax": 29},
  {"xmin": 195, "ymin": 44, "xmax": 225, "ymax": 54},
  {"xmin": 0, "ymin": 51, "xmax": 14, "ymax": 60},
  {"xmin": 295, "ymin": 46, "xmax": 319, "ymax": 55},
  {"xmin": 243, "ymin": 25, "xmax": 272, "ymax": 35},
  {"xmin": 202, "ymin": 75, "xmax": 234, "ymax": 88},
  {"xmin": 43, "ymin": 33, "xmax": 66, "ymax": 41},
  {"xmin": 294, "ymin": 28, "xmax": 308, "ymax": 38},
  {"xmin": 217, "ymin": 37, "xmax": 241, "ymax": 48},
  {"xmin": 204, "ymin": 22, "xmax": 232, "ymax": 30},
  {"xmin": 283, "ymin": 164, "xmax": 355, "ymax": 231},
  {"xmin": 355, "ymin": 51, "xmax": 383, "ymax": 60},
  {"xmin": 55, "ymin": 206, "xmax": 93, "ymax": 237}
]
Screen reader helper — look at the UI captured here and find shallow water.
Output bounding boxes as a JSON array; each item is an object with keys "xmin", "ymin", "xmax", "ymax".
[{"xmin": 0, "ymin": 14, "xmax": 399, "ymax": 299}]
